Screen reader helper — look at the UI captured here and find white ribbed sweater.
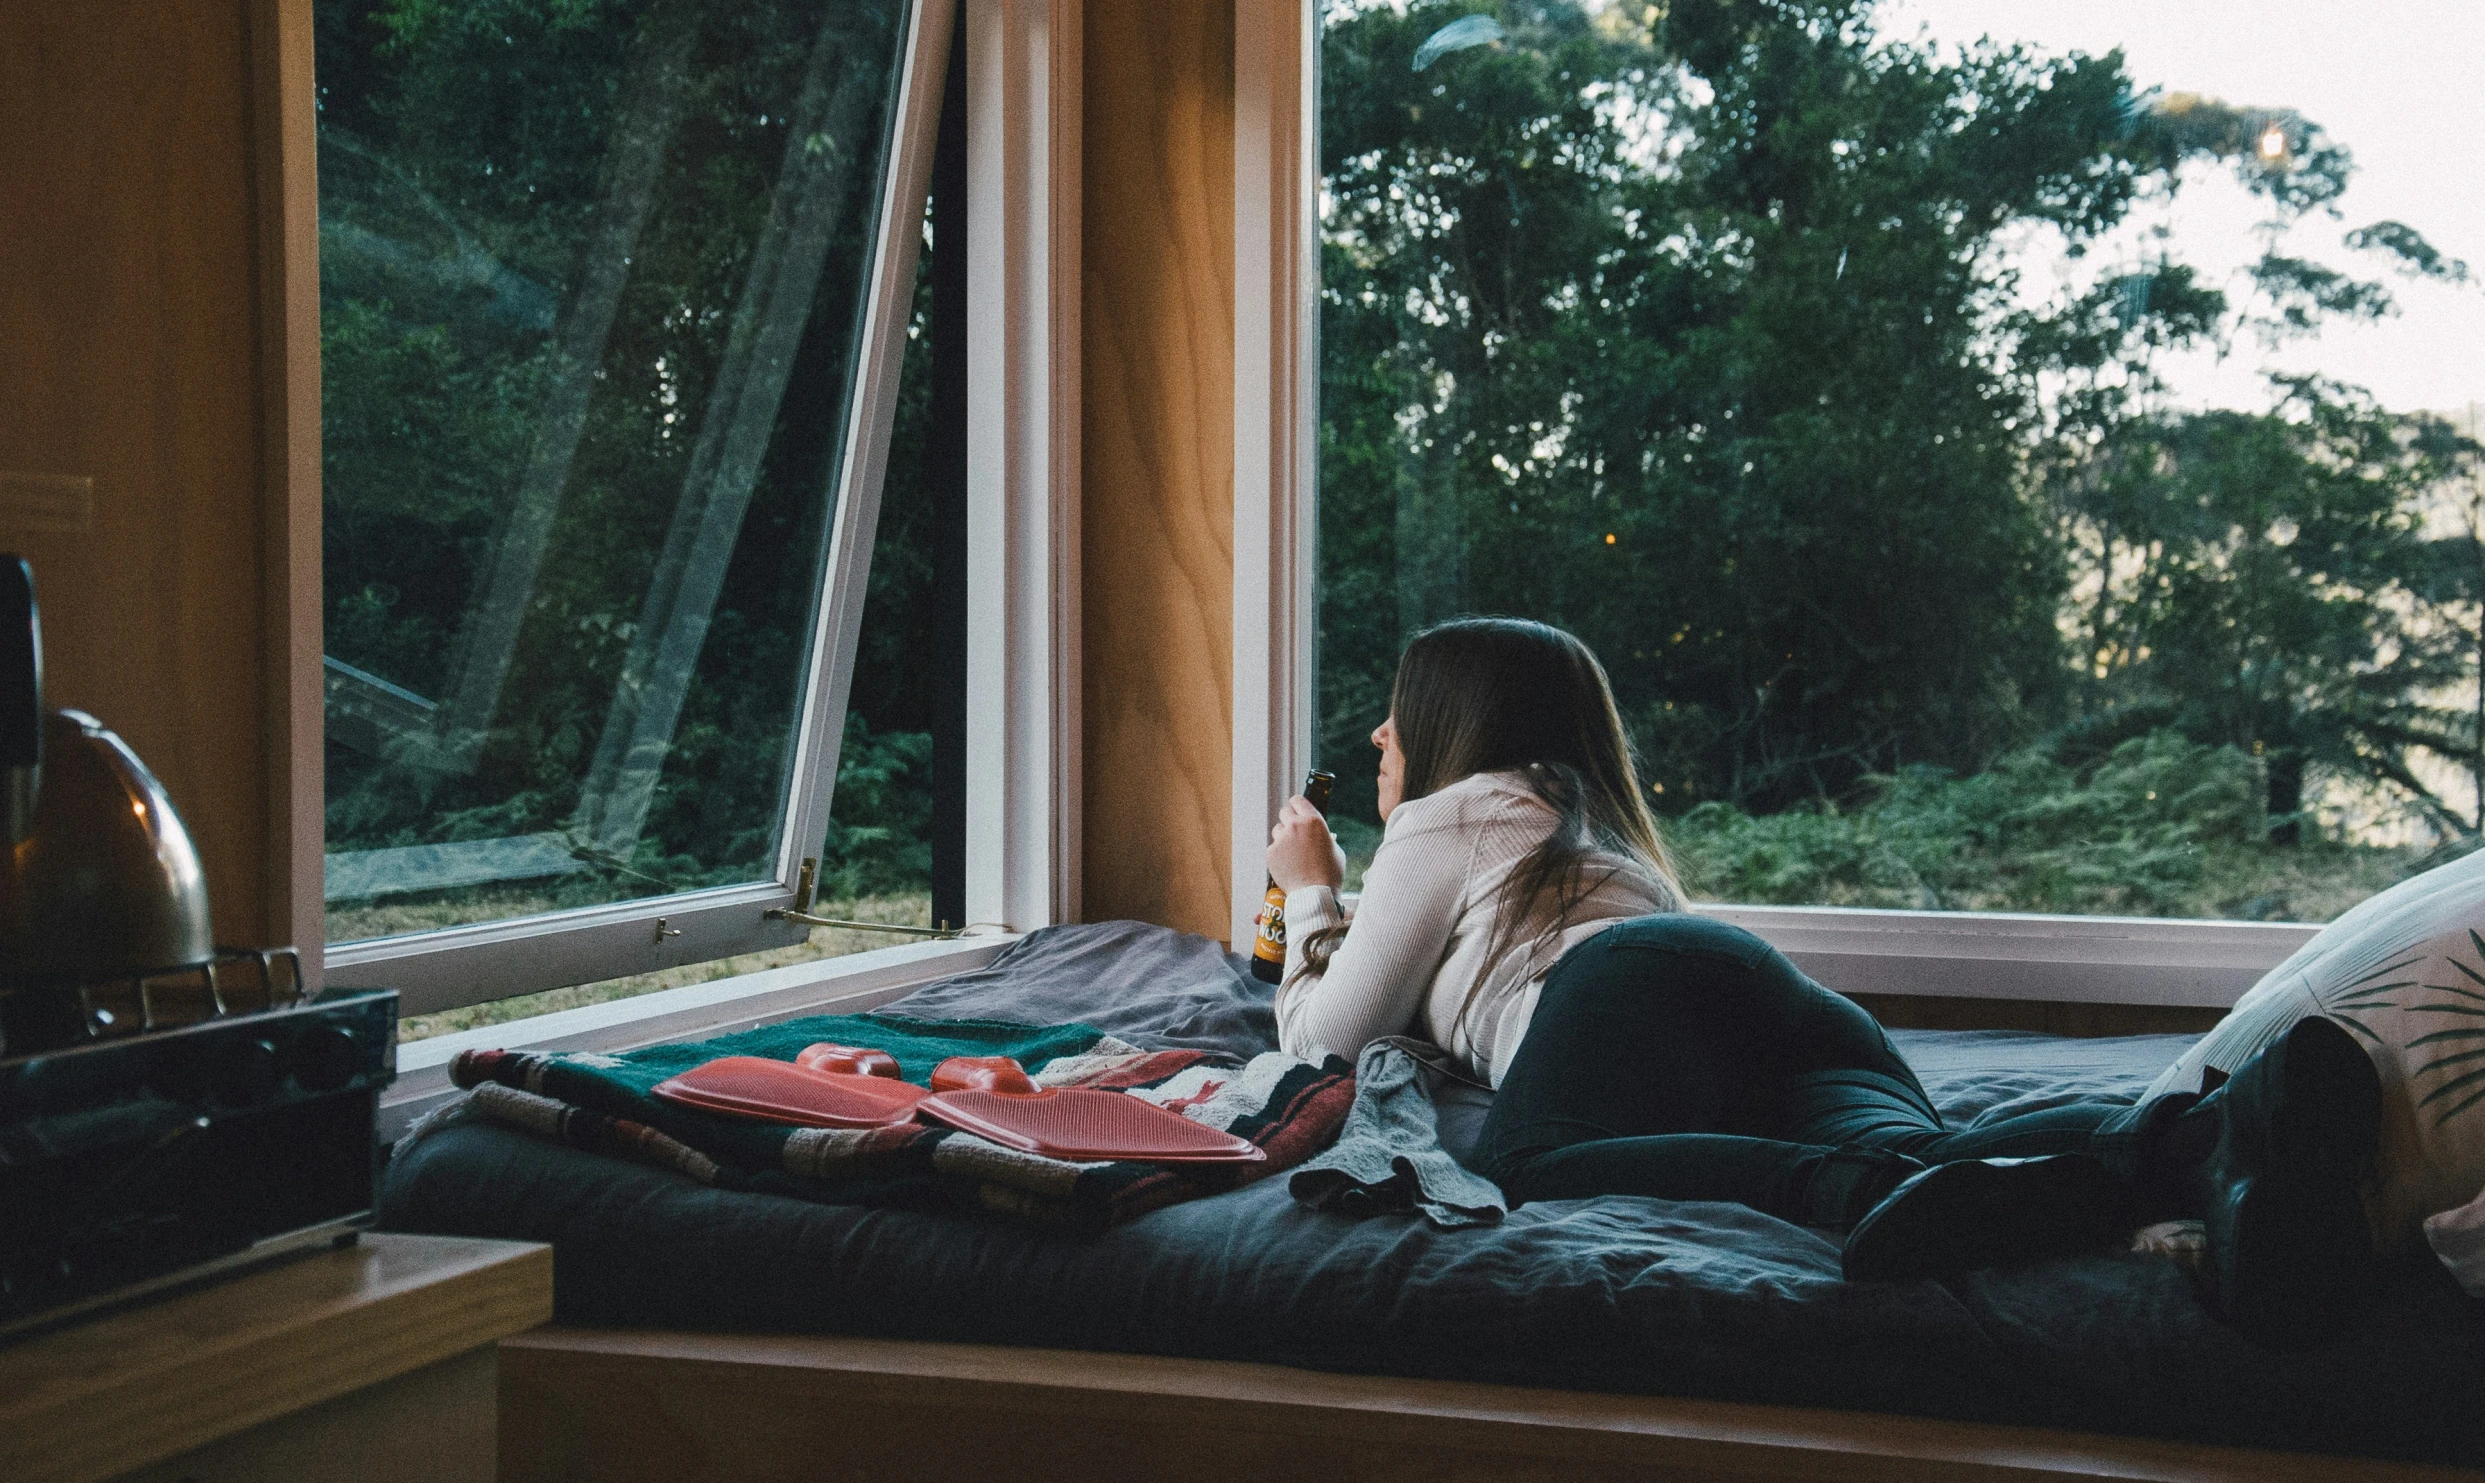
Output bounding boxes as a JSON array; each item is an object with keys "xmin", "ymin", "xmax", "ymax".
[{"xmin": 1274, "ymin": 769, "xmax": 1676, "ymax": 1087}]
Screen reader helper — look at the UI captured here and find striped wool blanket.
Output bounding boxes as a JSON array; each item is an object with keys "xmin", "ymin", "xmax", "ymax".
[{"xmin": 440, "ymin": 1012, "xmax": 1354, "ymax": 1232}]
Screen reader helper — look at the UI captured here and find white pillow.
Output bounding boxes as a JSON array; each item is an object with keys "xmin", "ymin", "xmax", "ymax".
[{"xmin": 2143, "ymin": 846, "xmax": 2485, "ymax": 1245}]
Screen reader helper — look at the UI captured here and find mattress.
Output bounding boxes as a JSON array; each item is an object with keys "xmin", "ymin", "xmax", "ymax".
[{"xmin": 377, "ymin": 920, "xmax": 2485, "ymax": 1463}]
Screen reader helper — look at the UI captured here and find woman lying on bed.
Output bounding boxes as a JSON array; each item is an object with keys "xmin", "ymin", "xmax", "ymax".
[{"xmin": 1269, "ymin": 616, "xmax": 2382, "ymax": 1348}]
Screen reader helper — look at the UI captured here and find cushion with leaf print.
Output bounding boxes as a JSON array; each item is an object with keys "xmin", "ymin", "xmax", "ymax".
[{"xmin": 2144, "ymin": 845, "xmax": 2485, "ymax": 1245}]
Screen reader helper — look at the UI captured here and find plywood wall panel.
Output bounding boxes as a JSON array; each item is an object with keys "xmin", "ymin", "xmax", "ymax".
[
  {"xmin": 0, "ymin": 0, "xmax": 314, "ymax": 953},
  {"xmin": 1080, "ymin": 0, "xmax": 1235, "ymax": 937}
]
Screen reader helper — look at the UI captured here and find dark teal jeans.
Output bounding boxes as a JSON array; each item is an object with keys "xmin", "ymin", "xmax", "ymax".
[{"xmin": 1474, "ymin": 915, "xmax": 2170, "ymax": 1227}]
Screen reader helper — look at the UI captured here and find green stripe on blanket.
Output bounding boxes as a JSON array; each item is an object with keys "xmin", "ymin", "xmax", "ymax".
[{"xmin": 445, "ymin": 1012, "xmax": 1354, "ymax": 1233}]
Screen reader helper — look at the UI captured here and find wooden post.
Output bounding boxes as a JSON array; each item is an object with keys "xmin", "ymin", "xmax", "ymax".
[
  {"xmin": 1079, "ymin": 0, "xmax": 1235, "ymax": 938},
  {"xmin": 0, "ymin": 0, "xmax": 324, "ymax": 964}
]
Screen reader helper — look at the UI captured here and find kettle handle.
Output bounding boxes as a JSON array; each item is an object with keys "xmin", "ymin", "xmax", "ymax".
[{"xmin": 0, "ymin": 557, "xmax": 40, "ymax": 839}]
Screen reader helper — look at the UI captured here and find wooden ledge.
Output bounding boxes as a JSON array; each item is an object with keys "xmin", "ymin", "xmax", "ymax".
[
  {"xmin": 502, "ymin": 1326, "xmax": 2482, "ymax": 1483},
  {"xmin": 0, "ymin": 1233, "xmax": 552, "ymax": 1483}
]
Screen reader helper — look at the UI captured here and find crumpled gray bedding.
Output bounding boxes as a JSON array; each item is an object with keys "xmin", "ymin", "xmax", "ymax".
[
  {"xmin": 377, "ymin": 920, "xmax": 2485, "ymax": 1463},
  {"xmin": 1287, "ymin": 1039, "xmax": 1506, "ymax": 1228}
]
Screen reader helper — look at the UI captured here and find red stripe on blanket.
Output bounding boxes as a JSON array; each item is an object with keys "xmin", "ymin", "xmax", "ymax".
[{"xmin": 1064, "ymin": 1049, "xmax": 1211, "ymax": 1090}]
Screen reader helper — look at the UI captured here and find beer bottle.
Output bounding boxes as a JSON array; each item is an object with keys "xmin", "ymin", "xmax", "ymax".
[{"xmin": 1250, "ymin": 770, "xmax": 1336, "ymax": 984}]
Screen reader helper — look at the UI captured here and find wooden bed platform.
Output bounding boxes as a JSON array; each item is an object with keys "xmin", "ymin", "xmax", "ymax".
[{"xmin": 499, "ymin": 1326, "xmax": 2484, "ymax": 1483}]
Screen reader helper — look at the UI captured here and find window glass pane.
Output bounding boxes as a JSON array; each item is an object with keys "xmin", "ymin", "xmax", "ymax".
[
  {"xmin": 399, "ymin": 219, "xmax": 946, "ymax": 1042},
  {"xmin": 1318, "ymin": 1, "xmax": 2484, "ymax": 921},
  {"xmin": 315, "ymin": 0, "xmax": 914, "ymax": 942}
]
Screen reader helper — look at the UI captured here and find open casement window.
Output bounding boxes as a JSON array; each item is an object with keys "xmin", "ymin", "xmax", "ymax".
[{"xmin": 316, "ymin": 0, "xmax": 956, "ymax": 1014}]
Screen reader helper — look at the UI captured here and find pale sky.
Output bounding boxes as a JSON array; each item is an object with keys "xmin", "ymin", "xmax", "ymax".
[{"xmin": 1878, "ymin": 0, "xmax": 2485, "ymax": 421}]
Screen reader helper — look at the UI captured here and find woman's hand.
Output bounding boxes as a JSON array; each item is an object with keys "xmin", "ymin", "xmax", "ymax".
[{"xmin": 1267, "ymin": 794, "xmax": 1346, "ymax": 895}]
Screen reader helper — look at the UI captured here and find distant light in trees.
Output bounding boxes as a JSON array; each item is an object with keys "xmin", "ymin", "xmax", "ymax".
[
  {"xmin": 1604, "ymin": 532, "xmax": 1618, "ymax": 545},
  {"xmin": 2259, "ymin": 125, "xmax": 2289, "ymax": 162}
]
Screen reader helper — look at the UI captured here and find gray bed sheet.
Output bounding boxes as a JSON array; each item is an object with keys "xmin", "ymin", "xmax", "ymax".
[{"xmin": 378, "ymin": 921, "xmax": 2485, "ymax": 1463}]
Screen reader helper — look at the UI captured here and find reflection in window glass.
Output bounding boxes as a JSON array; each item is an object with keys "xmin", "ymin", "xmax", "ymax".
[
  {"xmin": 315, "ymin": 0, "xmax": 913, "ymax": 942},
  {"xmin": 1318, "ymin": 0, "xmax": 2485, "ymax": 921},
  {"xmin": 395, "ymin": 229, "xmax": 945, "ymax": 1041}
]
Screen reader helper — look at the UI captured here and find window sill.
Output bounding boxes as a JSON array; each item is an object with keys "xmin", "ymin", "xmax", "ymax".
[
  {"xmin": 1689, "ymin": 902, "xmax": 2311, "ymax": 1007},
  {"xmin": 381, "ymin": 933, "xmax": 1017, "ymax": 1139},
  {"xmin": 1331, "ymin": 892, "xmax": 2313, "ymax": 1009}
]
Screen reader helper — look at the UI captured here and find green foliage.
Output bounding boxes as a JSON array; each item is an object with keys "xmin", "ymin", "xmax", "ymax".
[
  {"xmin": 319, "ymin": 298, "xmax": 539, "ymax": 698},
  {"xmin": 1672, "ymin": 730, "xmax": 2270, "ymax": 914},
  {"xmin": 2345, "ymin": 221, "xmax": 2472, "ymax": 285},
  {"xmin": 1319, "ymin": 0, "xmax": 2184, "ymax": 817},
  {"xmin": 815, "ymin": 715, "xmax": 934, "ymax": 897},
  {"xmin": 1317, "ymin": 0, "xmax": 2485, "ymax": 863},
  {"xmin": 2052, "ymin": 378, "xmax": 2482, "ymax": 834}
]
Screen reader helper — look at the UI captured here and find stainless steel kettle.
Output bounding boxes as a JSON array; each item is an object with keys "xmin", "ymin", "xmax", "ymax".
[{"xmin": 0, "ymin": 558, "xmax": 216, "ymax": 1055}]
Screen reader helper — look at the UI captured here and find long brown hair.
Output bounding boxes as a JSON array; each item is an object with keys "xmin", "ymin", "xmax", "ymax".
[{"xmin": 1304, "ymin": 618, "xmax": 1682, "ymax": 1040}]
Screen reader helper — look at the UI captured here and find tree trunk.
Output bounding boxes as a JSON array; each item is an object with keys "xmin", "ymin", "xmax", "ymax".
[
  {"xmin": 1393, "ymin": 391, "xmax": 1466, "ymax": 641},
  {"xmin": 2267, "ymin": 746, "xmax": 2304, "ymax": 847}
]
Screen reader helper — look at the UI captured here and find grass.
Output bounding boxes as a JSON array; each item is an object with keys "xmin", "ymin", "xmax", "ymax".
[
  {"xmin": 329, "ymin": 876, "xmax": 671, "ymax": 944},
  {"xmin": 1332, "ymin": 826, "xmax": 2432, "ymax": 923},
  {"xmin": 393, "ymin": 892, "xmax": 934, "ymax": 1041},
  {"xmin": 1656, "ymin": 733, "xmax": 2464, "ymax": 924},
  {"xmin": 1669, "ymin": 834, "xmax": 2437, "ymax": 923}
]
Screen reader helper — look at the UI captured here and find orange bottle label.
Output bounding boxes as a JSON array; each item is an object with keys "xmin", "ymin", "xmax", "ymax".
[{"xmin": 1251, "ymin": 881, "xmax": 1289, "ymax": 965}]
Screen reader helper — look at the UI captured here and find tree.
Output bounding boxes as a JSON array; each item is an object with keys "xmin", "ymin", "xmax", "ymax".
[
  {"xmin": 1324, "ymin": 0, "xmax": 2181, "ymax": 813},
  {"xmin": 1318, "ymin": 0, "xmax": 2476, "ymax": 864},
  {"xmin": 2056, "ymin": 384, "xmax": 2462, "ymax": 838},
  {"xmin": 2043, "ymin": 96, "xmax": 2480, "ymax": 841}
]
